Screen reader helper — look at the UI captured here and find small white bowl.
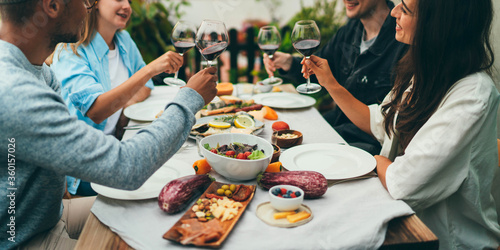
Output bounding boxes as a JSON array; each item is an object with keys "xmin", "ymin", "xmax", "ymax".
[
  {"xmin": 199, "ymin": 133, "xmax": 273, "ymax": 181},
  {"xmin": 268, "ymin": 185, "xmax": 304, "ymax": 212}
]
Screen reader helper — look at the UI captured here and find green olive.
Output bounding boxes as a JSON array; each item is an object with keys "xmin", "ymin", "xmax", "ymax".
[
  {"xmin": 221, "ymin": 185, "xmax": 229, "ymax": 190},
  {"xmin": 229, "ymin": 184, "xmax": 236, "ymax": 192},
  {"xmin": 224, "ymin": 190, "xmax": 233, "ymax": 197},
  {"xmin": 216, "ymin": 188, "xmax": 225, "ymax": 195}
]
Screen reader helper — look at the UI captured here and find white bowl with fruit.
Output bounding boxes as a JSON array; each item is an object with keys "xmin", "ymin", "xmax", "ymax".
[
  {"xmin": 199, "ymin": 133, "xmax": 273, "ymax": 181},
  {"xmin": 268, "ymin": 185, "xmax": 304, "ymax": 212}
]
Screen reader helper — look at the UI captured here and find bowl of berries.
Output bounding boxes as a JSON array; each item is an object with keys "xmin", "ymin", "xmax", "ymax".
[
  {"xmin": 269, "ymin": 185, "xmax": 304, "ymax": 212},
  {"xmin": 199, "ymin": 133, "xmax": 273, "ymax": 181}
]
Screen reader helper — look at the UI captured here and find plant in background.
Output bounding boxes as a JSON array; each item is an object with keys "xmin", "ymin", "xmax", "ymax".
[
  {"xmin": 127, "ymin": 0, "xmax": 190, "ymax": 64},
  {"xmin": 255, "ymin": 0, "xmax": 283, "ymax": 23}
]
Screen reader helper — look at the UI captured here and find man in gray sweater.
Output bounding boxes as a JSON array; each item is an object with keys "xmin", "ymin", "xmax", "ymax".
[{"xmin": 0, "ymin": 0, "xmax": 217, "ymax": 248}]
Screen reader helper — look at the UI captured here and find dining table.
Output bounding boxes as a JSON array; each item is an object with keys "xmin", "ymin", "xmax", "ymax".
[{"xmin": 75, "ymin": 84, "xmax": 438, "ymax": 249}]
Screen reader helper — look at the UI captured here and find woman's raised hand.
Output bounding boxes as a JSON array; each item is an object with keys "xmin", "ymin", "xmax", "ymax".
[
  {"xmin": 301, "ymin": 55, "xmax": 337, "ymax": 88},
  {"xmin": 148, "ymin": 51, "xmax": 184, "ymax": 75}
]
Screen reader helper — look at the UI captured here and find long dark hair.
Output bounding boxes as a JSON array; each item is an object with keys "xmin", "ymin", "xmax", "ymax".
[{"xmin": 382, "ymin": 0, "xmax": 495, "ymax": 149}]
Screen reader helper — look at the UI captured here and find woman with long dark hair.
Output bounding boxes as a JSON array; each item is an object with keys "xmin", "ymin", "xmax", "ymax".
[{"xmin": 305, "ymin": 0, "xmax": 500, "ymax": 248}]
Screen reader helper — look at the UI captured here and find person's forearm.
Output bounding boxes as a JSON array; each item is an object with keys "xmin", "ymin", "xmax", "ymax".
[
  {"xmin": 125, "ymin": 86, "xmax": 151, "ymax": 108},
  {"xmin": 86, "ymin": 66, "xmax": 154, "ymax": 123},
  {"xmin": 324, "ymin": 80, "xmax": 372, "ymax": 134}
]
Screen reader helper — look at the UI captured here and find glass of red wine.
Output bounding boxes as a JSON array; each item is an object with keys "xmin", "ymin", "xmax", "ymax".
[
  {"xmin": 163, "ymin": 20, "xmax": 197, "ymax": 87},
  {"xmin": 195, "ymin": 20, "xmax": 229, "ymax": 71},
  {"xmin": 291, "ymin": 20, "xmax": 321, "ymax": 94},
  {"xmin": 257, "ymin": 26, "xmax": 283, "ymax": 87}
]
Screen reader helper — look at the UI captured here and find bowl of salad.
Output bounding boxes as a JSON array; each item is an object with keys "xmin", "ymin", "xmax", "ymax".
[{"xmin": 199, "ymin": 133, "xmax": 273, "ymax": 181}]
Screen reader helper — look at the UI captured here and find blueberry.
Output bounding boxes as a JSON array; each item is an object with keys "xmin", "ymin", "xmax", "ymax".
[
  {"xmin": 287, "ymin": 190, "xmax": 293, "ymax": 195},
  {"xmin": 272, "ymin": 188, "xmax": 280, "ymax": 195},
  {"xmin": 295, "ymin": 191, "xmax": 301, "ymax": 197},
  {"xmin": 283, "ymin": 194, "xmax": 290, "ymax": 198}
]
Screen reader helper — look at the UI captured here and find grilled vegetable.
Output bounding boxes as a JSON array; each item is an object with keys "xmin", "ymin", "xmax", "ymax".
[
  {"xmin": 158, "ymin": 174, "xmax": 214, "ymax": 214},
  {"xmin": 256, "ymin": 171, "xmax": 328, "ymax": 199}
]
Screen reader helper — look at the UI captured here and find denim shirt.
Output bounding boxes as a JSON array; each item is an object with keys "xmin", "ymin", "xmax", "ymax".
[
  {"xmin": 51, "ymin": 30, "xmax": 154, "ymax": 131},
  {"xmin": 51, "ymin": 31, "xmax": 155, "ymax": 194}
]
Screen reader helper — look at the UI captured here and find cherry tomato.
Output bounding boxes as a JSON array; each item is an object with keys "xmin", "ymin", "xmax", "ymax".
[
  {"xmin": 210, "ymin": 148, "xmax": 217, "ymax": 154},
  {"xmin": 236, "ymin": 153, "xmax": 246, "ymax": 159},
  {"xmin": 244, "ymin": 151, "xmax": 252, "ymax": 158},
  {"xmin": 226, "ymin": 151, "xmax": 235, "ymax": 156}
]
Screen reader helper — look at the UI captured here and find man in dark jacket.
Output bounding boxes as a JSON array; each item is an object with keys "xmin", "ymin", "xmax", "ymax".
[{"xmin": 264, "ymin": 0, "xmax": 407, "ymax": 155}]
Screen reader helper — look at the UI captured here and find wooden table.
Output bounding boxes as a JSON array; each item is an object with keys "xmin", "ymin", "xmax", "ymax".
[{"xmin": 75, "ymin": 84, "xmax": 438, "ymax": 249}]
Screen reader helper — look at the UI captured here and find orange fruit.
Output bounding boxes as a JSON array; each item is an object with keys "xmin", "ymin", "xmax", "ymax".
[
  {"xmin": 265, "ymin": 161, "xmax": 282, "ymax": 172},
  {"xmin": 193, "ymin": 158, "xmax": 212, "ymax": 175},
  {"xmin": 262, "ymin": 106, "xmax": 278, "ymax": 120},
  {"xmin": 216, "ymin": 82, "xmax": 233, "ymax": 96}
]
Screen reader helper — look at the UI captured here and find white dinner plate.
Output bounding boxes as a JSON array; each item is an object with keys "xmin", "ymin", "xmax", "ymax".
[
  {"xmin": 280, "ymin": 143, "xmax": 376, "ymax": 180},
  {"xmin": 189, "ymin": 115, "xmax": 264, "ymax": 139},
  {"xmin": 91, "ymin": 159, "xmax": 193, "ymax": 200},
  {"xmin": 252, "ymin": 92, "xmax": 316, "ymax": 109},
  {"xmin": 123, "ymin": 100, "xmax": 169, "ymax": 121}
]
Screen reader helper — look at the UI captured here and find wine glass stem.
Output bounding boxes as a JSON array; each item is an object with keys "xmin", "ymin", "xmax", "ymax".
[
  {"xmin": 173, "ymin": 52, "xmax": 184, "ymax": 80},
  {"xmin": 207, "ymin": 60, "xmax": 212, "ymax": 68},
  {"xmin": 305, "ymin": 56, "xmax": 311, "ymax": 88},
  {"xmin": 268, "ymin": 54, "xmax": 274, "ymax": 79}
]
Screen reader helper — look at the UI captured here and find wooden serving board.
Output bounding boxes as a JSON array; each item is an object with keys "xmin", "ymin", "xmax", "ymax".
[{"xmin": 163, "ymin": 182, "xmax": 256, "ymax": 248}]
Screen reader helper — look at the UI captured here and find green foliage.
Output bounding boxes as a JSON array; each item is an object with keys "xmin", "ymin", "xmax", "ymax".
[
  {"xmin": 283, "ymin": 0, "xmax": 346, "ymax": 53},
  {"xmin": 126, "ymin": 0, "xmax": 190, "ymax": 63}
]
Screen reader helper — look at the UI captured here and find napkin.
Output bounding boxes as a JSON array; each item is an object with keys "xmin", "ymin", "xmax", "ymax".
[{"xmin": 91, "ymin": 178, "xmax": 414, "ymax": 249}]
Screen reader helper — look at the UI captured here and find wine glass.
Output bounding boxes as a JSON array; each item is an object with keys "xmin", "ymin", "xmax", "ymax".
[
  {"xmin": 163, "ymin": 20, "xmax": 197, "ymax": 87},
  {"xmin": 291, "ymin": 20, "xmax": 322, "ymax": 94},
  {"xmin": 195, "ymin": 20, "xmax": 229, "ymax": 70},
  {"xmin": 257, "ymin": 26, "xmax": 283, "ymax": 86}
]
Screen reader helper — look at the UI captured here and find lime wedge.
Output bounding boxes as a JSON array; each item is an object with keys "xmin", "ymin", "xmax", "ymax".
[
  {"xmin": 208, "ymin": 120, "xmax": 231, "ymax": 129},
  {"xmin": 234, "ymin": 115, "xmax": 256, "ymax": 129}
]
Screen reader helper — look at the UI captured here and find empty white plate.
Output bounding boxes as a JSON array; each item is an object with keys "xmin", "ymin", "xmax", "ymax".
[{"xmin": 280, "ymin": 143, "xmax": 376, "ymax": 180}]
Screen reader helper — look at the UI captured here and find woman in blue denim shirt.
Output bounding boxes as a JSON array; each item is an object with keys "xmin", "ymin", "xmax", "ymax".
[{"xmin": 51, "ymin": 0, "xmax": 183, "ymax": 196}]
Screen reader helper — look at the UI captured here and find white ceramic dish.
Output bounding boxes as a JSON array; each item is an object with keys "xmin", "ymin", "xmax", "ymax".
[
  {"xmin": 252, "ymin": 92, "xmax": 316, "ymax": 109},
  {"xmin": 199, "ymin": 133, "xmax": 273, "ymax": 181},
  {"xmin": 123, "ymin": 100, "xmax": 169, "ymax": 121},
  {"xmin": 268, "ymin": 185, "xmax": 304, "ymax": 212},
  {"xmin": 91, "ymin": 159, "xmax": 193, "ymax": 200},
  {"xmin": 190, "ymin": 115, "xmax": 264, "ymax": 139},
  {"xmin": 280, "ymin": 143, "xmax": 376, "ymax": 180},
  {"xmin": 255, "ymin": 202, "xmax": 313, "ymax": 228}
]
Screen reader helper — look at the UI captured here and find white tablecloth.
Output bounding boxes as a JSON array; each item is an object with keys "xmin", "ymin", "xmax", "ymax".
[{"xmin": 91, "ymin": 85, "xmax": 414, "ymax": 249}]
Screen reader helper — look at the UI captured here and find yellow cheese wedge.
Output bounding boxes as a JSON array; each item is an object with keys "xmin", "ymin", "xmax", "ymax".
[
  {"xmin": 273, "ymin": 211, "xmax": 296, "ymax": 220},
  {"xmin": 286, "ymin": 211, "xmax": 311, "ymax": 223}
]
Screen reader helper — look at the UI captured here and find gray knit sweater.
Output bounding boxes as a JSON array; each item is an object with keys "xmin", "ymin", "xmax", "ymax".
[{"xmin": 0, "ymin": 40, "xmax": 203, "ymax": 249}]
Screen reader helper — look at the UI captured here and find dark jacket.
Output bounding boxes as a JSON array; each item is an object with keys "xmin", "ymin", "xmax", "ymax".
[{"xmin": 280, "ymin": 1, "xmax": 408, "ymax": 154}]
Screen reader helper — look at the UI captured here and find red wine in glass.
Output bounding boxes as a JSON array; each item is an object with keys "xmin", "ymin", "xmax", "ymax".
[
  {"xmin": 173, "ymin": 41, "xmax": 196, "ymax": 54},
  {"xmin": 291, "ymin": 20, "xmax": 321, "ymax": 94},
  {"xmin": 293, "ymin": 39, "xmax": 320, "ymax": 57},
  {"xmin": 259, "ymin": 44, "xmax": 280, "ymax": 57},
  {"xmin": 257, "ymin": 26, "xmax": 283, "ymax": 88},
  {"xmin": 196, "ymin": 20, "xmax": 229, "ymax": 71},
  {"xmin": 200, "ymin": 42, "xmax": 228, "ymax": 61},
  {"xmin": 164, "ymin": 21, "xmax": 197, "ymax": 87}
]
